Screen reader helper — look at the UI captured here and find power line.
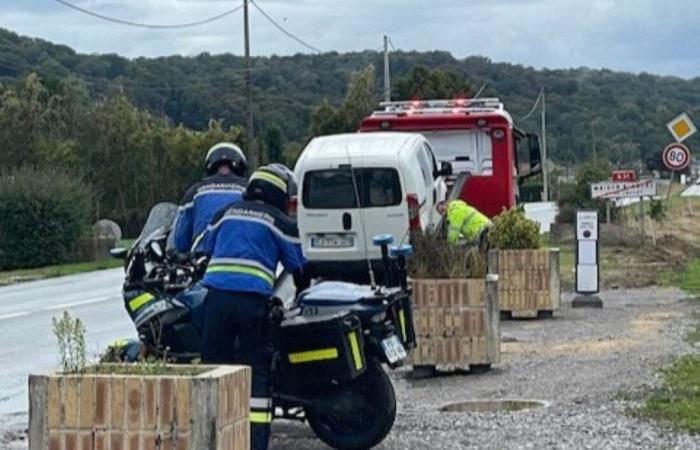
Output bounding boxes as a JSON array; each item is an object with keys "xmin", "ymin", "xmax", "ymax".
[
  {"xmin": 388, "ymin": 37, "xmax": 397, "ymax": 52},
  {"xmin": 51, "ymin": 0, "xmax": 244, "ymax": 29},
  {"xmin": 521, "ymin": 88, "xmax": 543, "ymax": 121},
  {"xmin": 250, "ymin": 0, "xmax": 321, "ymax": 53}
]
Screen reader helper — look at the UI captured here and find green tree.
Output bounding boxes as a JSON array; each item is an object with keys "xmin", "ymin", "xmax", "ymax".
[
  {"xmin": 263, "ymin": 126, "xmax": 284, "ymax": 163},
  {"xmin": 394, "ymin": 65, "xmax": 471, "ymax": 100}
]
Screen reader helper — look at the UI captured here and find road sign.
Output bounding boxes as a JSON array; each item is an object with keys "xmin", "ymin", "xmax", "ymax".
[
  {"xmin": 667, "ymin": 113, "xmax": 697, "ymax": 142},
  {"xmin": 611, "ymin": 170, "xmax": 637, "ymax": 182},
  {"xmin": 576, "ymin": 210, "xmax": 599, "ymax": 294},
  {"xmin": 591, "ymin": 178, "xmax": 657, "ymax": 199},
  {"xmin": 662, "ymin": 143, "xmax": 691, "ymax": 171}
]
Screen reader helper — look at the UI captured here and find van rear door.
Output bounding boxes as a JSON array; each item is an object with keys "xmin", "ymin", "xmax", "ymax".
[{"xmin": 299, "ymin": 166, "xmax": 407, "ymax": 261}]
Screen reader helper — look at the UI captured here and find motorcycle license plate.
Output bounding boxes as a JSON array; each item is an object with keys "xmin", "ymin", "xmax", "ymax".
[{"xmin": 381, "ymin": 335, "xmax": 407, "ymax": 364}]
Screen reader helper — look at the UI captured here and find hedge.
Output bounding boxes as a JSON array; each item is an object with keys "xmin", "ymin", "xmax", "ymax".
[
  {"xmin": 0, "ymin": 169, "xmax": 92, "ymax": 270},
  {"xmin": 489, "ymin": 207, "xmax": 542, "ymax": 250}
]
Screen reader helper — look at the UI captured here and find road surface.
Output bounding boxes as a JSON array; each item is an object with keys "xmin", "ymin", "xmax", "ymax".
[{"xmin": 0, "ymin": 269, "xmax": 133, "ymax": 432}]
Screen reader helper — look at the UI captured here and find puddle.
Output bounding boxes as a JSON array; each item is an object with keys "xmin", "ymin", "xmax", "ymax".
[{"xmin": 440, "ymin": 399, "xmax": 547, "ymax": 413}]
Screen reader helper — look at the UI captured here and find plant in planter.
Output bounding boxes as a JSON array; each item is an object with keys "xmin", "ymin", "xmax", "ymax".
[
  {"xmin": 408, "ymin": 230, "xmax": 499, "ymax": 376},
  {"xmin": 488, "ymin": 208, "xmax": 561, "ymax": 319},
  {"xmin": 29, "ymin": 312, "xmax": 251, "ymax": 450}
]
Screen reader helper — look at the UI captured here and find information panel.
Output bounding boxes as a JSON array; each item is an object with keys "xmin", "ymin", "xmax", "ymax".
[{"xmin": 576, "ymin": 211, "xmax": 599, "ymax": 294}]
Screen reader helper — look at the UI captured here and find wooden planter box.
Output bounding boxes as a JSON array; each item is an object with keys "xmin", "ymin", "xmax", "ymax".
[
  {"xmin": 410, "ymin": 275, "xmax": 500, "ymax": 373},
  {"xmin": 28, "ymin": 365, "xmax": 250, "ymax": 450},
  {"xmin": 488, "ymin": 248, "xmax": 561, "ymax": 319}
]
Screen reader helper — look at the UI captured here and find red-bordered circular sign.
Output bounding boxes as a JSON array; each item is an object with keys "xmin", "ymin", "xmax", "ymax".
[{"xmin": 662, "ymin": 143, "xmax": 691, "ymax": 171}]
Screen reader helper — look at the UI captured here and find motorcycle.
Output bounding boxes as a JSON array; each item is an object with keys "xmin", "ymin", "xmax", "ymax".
[{"xmin": 109, "ymin": 202, "xmax": 417, "ymax": 450}]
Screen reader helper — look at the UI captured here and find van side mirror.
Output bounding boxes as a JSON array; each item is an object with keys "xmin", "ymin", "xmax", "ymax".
[{"xmin": 434, "ymin": 161, "xmax": 453, "ymax": 177}]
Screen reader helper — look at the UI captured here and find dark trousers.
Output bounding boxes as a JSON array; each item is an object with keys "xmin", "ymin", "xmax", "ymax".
[{"xmin": 201, "ymin": 288, "xmax": 272, "ymax": 450}]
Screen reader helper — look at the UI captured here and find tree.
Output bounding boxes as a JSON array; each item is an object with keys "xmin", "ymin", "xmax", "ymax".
[
  {"xmin": 394, "ymin": 66, "xmax": 471, "ymax": 100},
  {"xmin": 263, "ymin": 126, "xmax": 284, "ymax": 164}
]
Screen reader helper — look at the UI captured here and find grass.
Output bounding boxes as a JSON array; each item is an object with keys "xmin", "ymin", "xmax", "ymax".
[
  {"xmin": 638, "ymin": 259, "xmax": 700, "ymax": 432},
  {"xmin": 83, "ymin": 363, "xmax": 206, "ymax": 377},
  {"xmin": 641, "ymin": 355, "xmax": 700, "ymax": 433},
  {"xmin": 0, "ymin": 259, "xmax": 123, "ymax": 286}
]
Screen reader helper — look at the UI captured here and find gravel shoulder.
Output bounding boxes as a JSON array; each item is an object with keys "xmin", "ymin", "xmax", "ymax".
[
  {"xmin": 3, "ymin": 287, "xmax": 698, "ymax": 449},
  {"xmin": 272, "ymin": 288, "xmax": 700, "ymax": 450}
]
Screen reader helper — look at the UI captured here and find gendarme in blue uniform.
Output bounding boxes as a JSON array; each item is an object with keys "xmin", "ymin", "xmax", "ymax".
[
  {"xmin": 200, "ymin": 200, "xmax": 306, "ymax": 295},
  {"xmin": 173, "ymin": 173, "xmax": 247, "ymax": 254}
]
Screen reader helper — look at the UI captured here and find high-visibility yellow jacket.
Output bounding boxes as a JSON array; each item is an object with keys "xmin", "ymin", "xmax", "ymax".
[{"xmin": 446, "ymin": 200, "xmax": 492, "ymax": 244}]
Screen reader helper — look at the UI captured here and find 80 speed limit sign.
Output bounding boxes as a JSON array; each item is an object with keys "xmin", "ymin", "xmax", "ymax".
[{"xmin": 662, "ymin": 143, "xmax": 691, "ymax": 171}]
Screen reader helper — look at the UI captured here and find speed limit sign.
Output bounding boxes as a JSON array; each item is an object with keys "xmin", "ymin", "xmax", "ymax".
[{"xmin": 662, "ymin": 143, "xmax": 691, "ymax": 171}]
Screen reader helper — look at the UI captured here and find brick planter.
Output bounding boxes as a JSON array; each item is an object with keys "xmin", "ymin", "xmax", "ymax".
[
  {"xmin": 488, "ymin": 249, "xmax": 561, "ymax": 319},
  {"xmin": 410, "ymin": 275, "xmax": 500, "ymax": 373},
  {"xmin": 28, "ymin": 365, "xmax": 250, "ymax": 450}
]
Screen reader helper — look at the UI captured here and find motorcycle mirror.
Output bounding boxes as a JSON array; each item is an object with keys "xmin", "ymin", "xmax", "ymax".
[{"xmin": 110, "ymin": 248, "xmax": 128, "ymax": 260}]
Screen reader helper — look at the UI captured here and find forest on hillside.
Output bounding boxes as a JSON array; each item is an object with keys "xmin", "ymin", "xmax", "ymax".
[{"xmin": 2, "ymin": 27, "xmax": 700, "ymax": 169}]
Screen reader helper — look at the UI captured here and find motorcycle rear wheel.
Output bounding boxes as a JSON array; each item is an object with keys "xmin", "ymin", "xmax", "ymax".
[{"xmin": 306, "ymin": 359, "xmax": 397, "ymax": 450}]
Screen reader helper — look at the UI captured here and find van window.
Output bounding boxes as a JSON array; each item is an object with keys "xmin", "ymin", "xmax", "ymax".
[
  {"xmin": 417, "ymin": 145, "xmax": 434, "ymax": 188},
  {"xmin": 303, "ymin": 168, "xmax": 402, "ymax": 209}
]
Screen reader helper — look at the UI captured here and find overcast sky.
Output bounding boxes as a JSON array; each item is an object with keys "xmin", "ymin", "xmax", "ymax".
[{"xmin": 2, "ymin": 0, "xmax": 699, "ymax": 78}]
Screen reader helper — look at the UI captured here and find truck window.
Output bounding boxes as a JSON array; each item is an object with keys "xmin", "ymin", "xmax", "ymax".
[
  {"xmin": 422, "ymin": 130, "xmax": 493, "ymax": 175},
  {"xmin": 302, "ymin": 168, "xmax": 403, "ymax": 209}
]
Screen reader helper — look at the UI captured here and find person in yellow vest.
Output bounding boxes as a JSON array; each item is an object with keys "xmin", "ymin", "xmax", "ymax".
[{"xmin": 438, "ymin": 200, "xmax": 493, "ymax": 251}]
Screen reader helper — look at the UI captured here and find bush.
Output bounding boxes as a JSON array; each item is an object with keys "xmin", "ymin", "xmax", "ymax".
[
  {"xmin": 52, "ymin": 311, "xmax": 87, "ymax": 373},
  {"xmin": 489, "ymin": 207, "xmax": 542, "ymax": 249},
  {"xmin": 408, "ymin": 229, "xmax": 486, "ymax": 279},
  {"xmin": 556, "ymin": 161, "xmax": 612, "ymax": 224},
  {"xmin": 0, "ymin": 169, "xmax": 92, "ymax": 270}
]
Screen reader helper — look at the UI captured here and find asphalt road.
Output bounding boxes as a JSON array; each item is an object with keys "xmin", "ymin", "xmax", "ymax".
[{"xmin": 0, "ymin": 269, "xmax": 133, "ymax": 423}]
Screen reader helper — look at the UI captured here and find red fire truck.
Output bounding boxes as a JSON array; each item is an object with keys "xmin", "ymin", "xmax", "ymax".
[{"xmin": 359, "ymin": 98, "xmax": 542, "ymax": 217}]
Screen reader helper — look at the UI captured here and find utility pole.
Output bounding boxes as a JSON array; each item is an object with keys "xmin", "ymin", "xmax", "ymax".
[
  {"xmin": 541, "ymin": 89, "xmax": 549, "ymax": 202},
  {"xmin": 591, "ymin": 121, "xmax": 597, "ymax": 162},
  {"xmin": 243, "ymin": 0, "xmax": 258, "ymax": 168},
  {"xmin": 383, "ymin": 35, "xmax": 391, "ymax": 102}
]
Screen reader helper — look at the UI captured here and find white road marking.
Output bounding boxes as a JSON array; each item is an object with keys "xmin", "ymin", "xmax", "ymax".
[
  {"xmin": 41, "ymin": 296, "xmax": 115, "ymax": 312},
  {"xmin": 0, "ymin": 311, "xmax": 30, "ymax": 321}
]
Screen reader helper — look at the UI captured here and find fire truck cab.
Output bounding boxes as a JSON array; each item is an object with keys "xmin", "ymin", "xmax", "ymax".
[{"xmin": 359, "ymin": 98, "xmax": 542, "ymax": 217}]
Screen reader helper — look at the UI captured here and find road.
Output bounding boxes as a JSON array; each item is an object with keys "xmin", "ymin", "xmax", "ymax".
[{"xmin": 0, "ymin": 269, "xmax": 134, "ymax": 432}]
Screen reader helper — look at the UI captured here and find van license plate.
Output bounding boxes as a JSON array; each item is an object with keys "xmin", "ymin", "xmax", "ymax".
[
  {"xmin": 311, "ymin": 236, "xmax": 354, "ymax": 248},
  {"xmin": 381, "ymin": 335, "xmax": 407, "ymax": 364}
]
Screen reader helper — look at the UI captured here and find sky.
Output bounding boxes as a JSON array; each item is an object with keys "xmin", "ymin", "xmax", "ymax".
[{"xmin": 2, "ymin": 0, "xmax": 700, "ymax": 78}]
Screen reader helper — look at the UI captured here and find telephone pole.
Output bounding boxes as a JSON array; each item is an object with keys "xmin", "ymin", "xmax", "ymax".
[
  {"xmin": 541, "ymin": 89, "xmax": 549, "ymax": 202},
  {"xmin": 383, "ymin": 35, "xmax": 391, "ymax": 102},
  {"xmin": 243, "ymin": 0, "xmax": 258, "ymax": 168}
]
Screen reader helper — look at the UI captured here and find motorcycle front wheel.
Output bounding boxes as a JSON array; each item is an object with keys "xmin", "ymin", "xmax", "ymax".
[{"xmin": 306, "ymin": 359, "xmax": 397, "ymax": 450}]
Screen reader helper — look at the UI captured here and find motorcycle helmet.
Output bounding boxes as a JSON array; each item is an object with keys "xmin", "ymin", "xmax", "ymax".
[
  {"xmin": 245, "ymin": 164, "xmax": 297, "ymax": 212},
  {"xmin": 205, "ymin": 142, "xmax": 248, "ymax": 176}
]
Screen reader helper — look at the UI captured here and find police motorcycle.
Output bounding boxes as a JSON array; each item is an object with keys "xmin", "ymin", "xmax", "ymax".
[{"xmin": 110, "ymin": 202, "xmax": 417, "ymax": 450}]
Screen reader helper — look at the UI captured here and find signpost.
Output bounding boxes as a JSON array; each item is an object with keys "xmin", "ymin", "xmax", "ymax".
[
  {"xmin": 591, "ymin": 178, "xmax": 657, "ymax": 199},
  {"xmin": 573, "ymin": 210, "xmax": 602, "ymax": 308},
  {"xmin": 666, "ymin": 113, "xmax": 697, "ymax": 143},
  {"xmin": 662, "ymin": 142, "xmax": 691, "ymax": 172}
]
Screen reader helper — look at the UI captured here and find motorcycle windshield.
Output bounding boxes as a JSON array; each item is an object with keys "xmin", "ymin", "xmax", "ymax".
[{"xmin": 134, "ymin": 202, "xmax": 178, "ymax": 250}]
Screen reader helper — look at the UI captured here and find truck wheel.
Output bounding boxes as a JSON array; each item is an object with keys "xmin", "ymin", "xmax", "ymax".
[{"xmin": 306, "ymin": 360, "xmax": 396, "ymax": 449}]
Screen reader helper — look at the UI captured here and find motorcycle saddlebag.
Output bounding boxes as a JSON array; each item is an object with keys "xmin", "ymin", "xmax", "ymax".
[
  {"xmin": 277, "ymin": 311, "xmax": 366, "ymax": 384},
  {"xmin": 388, "ymin": 290, "xmax": 417, "ymax": 351}
]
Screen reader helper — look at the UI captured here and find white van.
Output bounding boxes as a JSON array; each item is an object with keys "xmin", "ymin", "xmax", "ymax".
[{"xmin": 294, "ymin": 132, "xmax": 451, "ymax": 281}]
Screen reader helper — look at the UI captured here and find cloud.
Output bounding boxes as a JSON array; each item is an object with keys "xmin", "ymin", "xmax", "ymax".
[{"xmin": 1, "ymin": 0, "xmax": 699, "ymax": 77}]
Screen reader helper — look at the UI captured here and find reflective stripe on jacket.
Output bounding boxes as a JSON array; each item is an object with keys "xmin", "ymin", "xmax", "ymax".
[
  {"xmin": 200, "ymin": 200, "xmax": 307, "ymax": 296},
  {"xmin": 446, "ymin": 200, "xmax": 492, "ymax": 244},
  {"xmin": 173, "ymin": 173, "xmax": 248, "ymax": 254}
]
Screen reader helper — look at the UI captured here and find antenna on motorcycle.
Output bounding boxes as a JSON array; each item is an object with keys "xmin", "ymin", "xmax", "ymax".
[
  {"xmin": 344, "ymin": 146, "xmax": 377, "ymax": 289},
  {"xmin": 390, "ymin": 244, "xmax": 413, "ymax": 291},
  {"xmin": 373, "ymin": 234, "xmax": 394, "ymax": 287}
]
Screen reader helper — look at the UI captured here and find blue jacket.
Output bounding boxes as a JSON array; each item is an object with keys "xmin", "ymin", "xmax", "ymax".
[
  {"xmin": 173, "ymin": 174, "xmax": 248, "ymax": 254},
  {"xmin": 200, "ymin": 200, "xmax": 307, "ymax": 296}
]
